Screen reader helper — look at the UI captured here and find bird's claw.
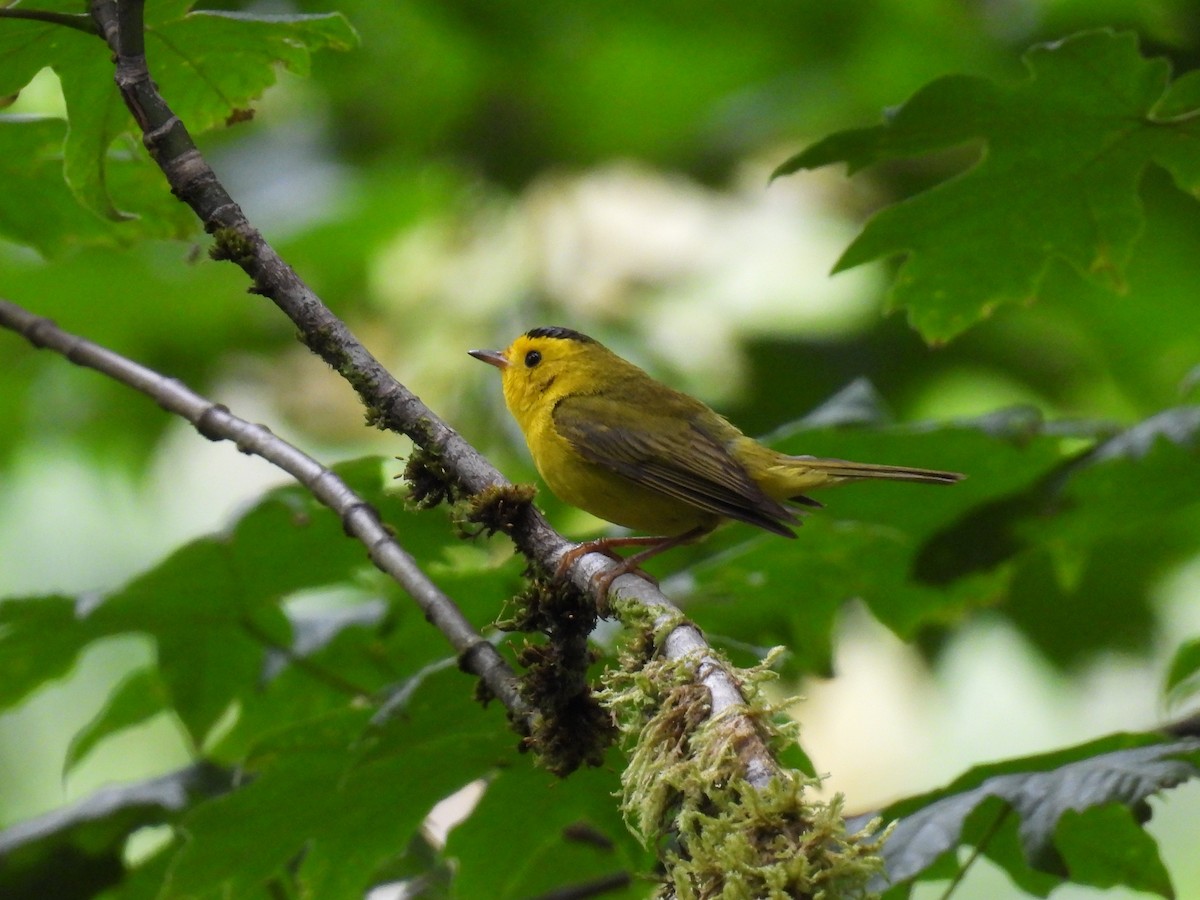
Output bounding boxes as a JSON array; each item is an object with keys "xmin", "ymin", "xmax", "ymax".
[{"xmin": 554, "ymin": 541, "xmax": 658, "ymax": 606}]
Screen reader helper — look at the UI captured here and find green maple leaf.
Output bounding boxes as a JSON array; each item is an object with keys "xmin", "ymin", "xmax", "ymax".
[
  {"xmin": 775, "ymin": 30, "xmax": 1200, "ymax": 343},
  {"xmin": 851, "ymin": 732, "xmax": 1200, "ymax": 897},
  {"xmin": 0, "ymin": 0, "xmax": 357, "ymax": 251}
]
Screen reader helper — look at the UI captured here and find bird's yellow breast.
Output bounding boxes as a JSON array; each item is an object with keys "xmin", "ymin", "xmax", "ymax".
[{"xmin": 521, "ymin": 398, "xmax": 719, "ymax": 535}]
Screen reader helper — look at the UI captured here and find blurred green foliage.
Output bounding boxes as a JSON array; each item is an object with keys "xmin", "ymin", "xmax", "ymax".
[{"xmin": 776, "ymin": 31, "xmax": 1200, "ymax": 342}]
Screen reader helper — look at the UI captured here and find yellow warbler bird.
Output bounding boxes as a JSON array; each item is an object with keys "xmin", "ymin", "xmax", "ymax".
[{"xmin": 470, "ymin": 326, "xmax": 962, "ymax": 592}]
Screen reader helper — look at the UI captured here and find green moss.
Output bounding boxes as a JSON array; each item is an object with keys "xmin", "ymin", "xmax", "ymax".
[
  {"xmin": 610, "ymin": 596, "xmax": 687, "ymax": 659},
  {"xmin": 471, "ymin": 676, "xmax": 498, "ymax": 709},
  {"xmin": 665, "ymin": 777, "xmax": 885, "ymax": 900},
  {"xmin": 406, "ymin": 415, "xmax": 439, "ymax": 448},
  {"xmin": 600, "ymin": 644, "xmax": 886, "ymax": 898},
  {"xmin": 397, "ymin": 453, "xmax": 611, "ymax": 773},
  {"xmin": 515, "ymin": 638, "xmax": 616, "ymax": 776},
  {"xmin": 364, "ymin": 404, "xmax": 385, "ymax": 428},
  {"xmin": 496, "ymin": 572, "xmax": 616, "ymax": 776},
  {"xmin": 458, "ymin": 482, "xmax": 537, "ymax": 539},
  {"xmin": 401, "ymin": 446, "xmax": 461, "ymax": 509},
  {"xmin": 207, "ymin": 227, "xmax": 256, "ymax": 266}
]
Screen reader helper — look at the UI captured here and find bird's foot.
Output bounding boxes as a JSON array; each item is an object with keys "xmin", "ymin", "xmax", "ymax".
[{"xmin": 554, "ymin": 538, "xmax": 662, "ymax": 609}]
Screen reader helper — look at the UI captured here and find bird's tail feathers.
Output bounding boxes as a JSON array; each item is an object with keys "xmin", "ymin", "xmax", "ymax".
[{"xmin": 787, "ymin": 455, "xmax": 964, "ymax": 485}]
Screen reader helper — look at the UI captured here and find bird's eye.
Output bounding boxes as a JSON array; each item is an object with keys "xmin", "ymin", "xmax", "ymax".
[{"xmin": 524, "ymin": 350, "xmax": 542, "ymax": 367}]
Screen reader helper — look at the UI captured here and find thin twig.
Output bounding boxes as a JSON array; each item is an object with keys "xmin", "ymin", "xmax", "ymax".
[
  {"xmin": 0, "ymin": 8, "xmax": 97, "ymax": 34},
  {"xmin": 0, "ymin": 298, "xmax": 528, "ymax": 720},
  {"xmin": 936, "ymin": 805, "xmax": 1011, "ymax": 900},
  {"xmin": 529, "ymin": 871, "xmax": 634, "ymax": 900},
  {"xmin": 239, "ymin": 614, "xmax": 375, "ymax": 702}
]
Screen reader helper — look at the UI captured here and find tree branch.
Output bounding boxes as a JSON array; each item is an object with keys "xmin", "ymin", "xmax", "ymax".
[
  {"xmin": 85, "ymin": 0, "xmax": 785, "ymax": 788},
  {"xmin": 0, "ymin": 298, "xmax": 528, "ymax": 721},
  {"xmin": 0, "ymin": 8, "xmax": 97, "ymax": 35}
]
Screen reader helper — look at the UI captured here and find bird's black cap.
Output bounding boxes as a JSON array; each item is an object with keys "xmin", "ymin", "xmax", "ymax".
[{"xmin": 524, "ymin": 326, "xmax": 597, "ymax": 344}]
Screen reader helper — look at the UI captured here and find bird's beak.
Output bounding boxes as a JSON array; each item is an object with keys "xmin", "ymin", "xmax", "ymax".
[{"xmin": 468, "ymin": 348, "xmax": 509, "ymax": 370}]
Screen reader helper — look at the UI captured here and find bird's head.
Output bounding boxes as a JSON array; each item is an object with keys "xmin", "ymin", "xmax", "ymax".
[{"xmin": 470, "ymin": 326, "xmax": 608, "ymax": 423}]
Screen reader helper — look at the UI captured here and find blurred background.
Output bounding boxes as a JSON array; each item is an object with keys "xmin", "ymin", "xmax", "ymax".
[{"xmin": 3, "ymin": 1, "xmax": 1200, "ymax": 896}]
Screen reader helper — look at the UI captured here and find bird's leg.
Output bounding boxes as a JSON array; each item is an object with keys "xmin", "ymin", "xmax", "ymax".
[
  {"xmin": 554, "ymin": 535, "xmax": 667, "ymax": 585},
  {"xmin": 555, "ymin": 526, "xmax": 712, "ymax": 600}
]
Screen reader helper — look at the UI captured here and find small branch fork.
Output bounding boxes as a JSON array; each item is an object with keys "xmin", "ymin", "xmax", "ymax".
[
  {"xmin": 7, "ymin": 0, "xmax": 784, "ymax": 788},
  {"xmin": 0, "ymin": 299, "xmax": 528, "ymax": 719}
]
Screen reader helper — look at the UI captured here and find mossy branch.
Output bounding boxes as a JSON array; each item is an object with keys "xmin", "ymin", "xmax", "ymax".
[{"xmin": 602, "ymin": 644, "xmax": 888, "ymax": 898}]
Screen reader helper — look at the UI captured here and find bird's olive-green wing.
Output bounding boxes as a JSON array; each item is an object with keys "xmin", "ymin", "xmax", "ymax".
[{"xmin": 552, "ymin": 392, "xmax": 798, "ymax": 537}]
